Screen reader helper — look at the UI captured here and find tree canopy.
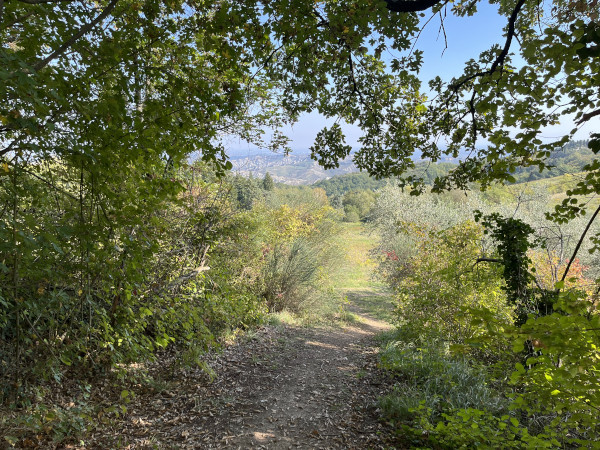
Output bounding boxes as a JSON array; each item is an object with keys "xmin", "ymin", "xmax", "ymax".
[
  {"xmin": 2, "ymin": 0, "xmax": 599, "ymax": 281},
  {"xmin": 2, "ymin": 0, "xmax": 598, "ymax": 180},
  {"xmin": 1, "ymin": 0, "xmax": 599, "ymax": 282}
]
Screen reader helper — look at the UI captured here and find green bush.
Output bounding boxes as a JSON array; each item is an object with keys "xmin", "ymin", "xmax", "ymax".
[
  {"xmin": 380, "ymin": 342, "xmax": 507, "ymax": 420},
  {"xmin": 411, "ymin": 405, "xmax": 561, "ymax": 449},
  {"xmin": 342, "ymin": 189, "xmax": 376, "ymax": 221},
  {"xmin": 261, "ymin": 223, "xmax": 341, "ymax": 315},
  {"xmin": 390, "ymin": 221, "xmax": 511, "ymax": 345},
  {"xmin": 343, "ymin": 208, "xmax": 361, "ymax": 223},
  {"xmin": 377, "ymin": 340, "xmax": 564, "ymax": 449}
]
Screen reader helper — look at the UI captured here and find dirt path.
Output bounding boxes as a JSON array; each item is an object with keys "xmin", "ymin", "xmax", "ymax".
[
  {"xmin": 85, "ymin": 224, "xmax": 398, "ymax": 448},
  {"xmin": 103, "ymin": 300, "xmax": 394, "ymax": 449}
]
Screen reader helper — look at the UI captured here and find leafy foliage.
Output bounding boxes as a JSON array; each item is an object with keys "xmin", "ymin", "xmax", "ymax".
[
  {"xmin": 313, "ymin": 172, "xmax": 389, "ymax": 197},
  {"xmin": 254, "ymin": 191, "xmax": 341, "ymax": 315},
  {"xmin": 475, "ymin": 212, "xmax": 541, "ymax": 324},
  {"xmin": 341, "ymin": 189, "xmax": 377, "ymax": 222},
  {"xmin": 380, "ymin": 342, "xmax": 507, "ymax": 419},
  {"xmin": 374, "ymin": 183, "xmax": 600, "ymax": 448},
  {"xmin": 389, "ymin": 221, "xmax": 510, "ymax": 345},
  {"xmin": 2, "ymin": 0, "xmax": 600, "ymax": 445}
]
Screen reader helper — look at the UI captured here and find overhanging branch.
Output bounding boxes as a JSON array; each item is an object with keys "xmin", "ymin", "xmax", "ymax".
[
  {"xmin": 385, "ymin": 0, "xmax": 443, "ymax": 12},
  {"xmin": 33, "ymin": 0, "xmax": 119, "ymax": 71},
  {"xmin": 561, "ymin": 203, "xmax": 600, "ymax": 283},
  {"xmin": 449, "ymin": 0, "xmax": 526, "ymax": 91},
  {"xmin": 577, "ymin": 107, "xmax": 600, "ymax": 125}
]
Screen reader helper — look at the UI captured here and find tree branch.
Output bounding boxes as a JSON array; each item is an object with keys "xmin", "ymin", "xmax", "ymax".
[
  {"xmin": 15, "ymin": 0, "xmax": 73, "ymax": 3},
  {"xmin": 0, "ymin": 139, "xmax": 20, "ymax": 158},
  {"xmin": 475, "ymin": 257, "xmax": 503, "ymax": 264},
  {"xmin": 2, "ymin": 11, "xmax": 34, "ymax": 30},
  {"xmin": 33, "ymin": 0, "xmax": 119, "ymax": 71},
  {"xmin": 488, "ymin": 0, "xmax": 524, "ymax": 74},
  {"xmin": 561, "ymin": 203, "xmax": 600, "ymax": 283},
  {"xmin": 450, "ymin": 0, "xmax": 526, "ymax": 92},
  {"xmin": 386, "ymin": 0, "xmax": 443, "ymax": 13},
  {"xmin": 167, "ymin": 265, "xmax": 211, "ymax": 290},
  {"xmin": 19, "ymin": 166, "xmax": 79, "ymax": 200},
  {"xmin": 577, "ymin": 108, "xmax": 600, "ymax": 125}
]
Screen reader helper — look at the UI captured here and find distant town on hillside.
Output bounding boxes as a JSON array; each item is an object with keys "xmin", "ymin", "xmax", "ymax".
[{"xmin": 229, "ymin": 140, "xmax": 593, "ymax": 186}]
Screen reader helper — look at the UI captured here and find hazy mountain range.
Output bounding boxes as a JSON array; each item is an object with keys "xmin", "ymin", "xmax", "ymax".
[
  {"xmin": 230, "ymin": 153, "xmax": 358, "ymax": 185},
  {"xmin": 230, "ymin": 151, "xmax": 462, "ymax": 185},
  {"xmin": 228, "ymin": 141, "xmax": 593, "ymax": 186}
]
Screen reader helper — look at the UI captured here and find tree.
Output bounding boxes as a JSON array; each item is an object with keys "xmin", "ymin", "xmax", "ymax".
[
  {"xmin": 5, "ymin": 0, "xmax": 597, "ymax": 212},
  {"xmin": 232, "ymin": 174, "xmax": 261, "ymax": 210},
  {"xmin": 262, "ymin": 172, "xmax": 275, "ymax": 191},
  {"xmin": 342, "ymin": 189, "xmax": 376, "ymax": 221}
]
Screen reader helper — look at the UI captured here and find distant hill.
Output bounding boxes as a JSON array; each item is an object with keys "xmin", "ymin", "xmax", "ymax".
[
  {"xmin": 230, "ymin": 153, "xmax": 357, "ymax": 185},
  {"xmin": 314, "ymin": 162, "xmax": 458, "ymax": 196},
  {"xmin": 512, "ymin": 140, "xmax": 594, "ymax": 182},
  {"xmin": 313, "ymin": 173, "xmax": 389, "ymax": 197},
  {"xmin": 230, "ymin": 141, "xmax": 594, "ymax": 188}
]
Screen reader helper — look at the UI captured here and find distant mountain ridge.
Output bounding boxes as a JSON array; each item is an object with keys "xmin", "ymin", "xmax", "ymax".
[
  {"xmin": 229, "ymin": 141, "xmax": 593, "ymax": 186},
  {"xmin": 231, "ymin": 153, "xmax": 357, "ymax": 185}
]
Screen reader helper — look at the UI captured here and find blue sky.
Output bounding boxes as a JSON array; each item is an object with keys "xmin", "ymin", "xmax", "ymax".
[{"xmin": 230, "ymin": 3, "xmax": 597, "ymax": 157}]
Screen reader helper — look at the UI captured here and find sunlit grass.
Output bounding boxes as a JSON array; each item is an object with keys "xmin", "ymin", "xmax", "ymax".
[
  {"xmin": 266, "ymin": 310, "xmax": 304, "ymax": 327},
  {"xmin": 345, "ymin": 288, "xmax": 396, "ymax": 323},
  {"xmin": 266, "ymin": 222, "xmax": 395, "ymax": 327},
  {"xmin": 332, "ymin": 222, "xmax": 379, "ymax": 289},
  {"xmin": 331, "ymin": 222, "xmax": 396, "ymax": 323}
]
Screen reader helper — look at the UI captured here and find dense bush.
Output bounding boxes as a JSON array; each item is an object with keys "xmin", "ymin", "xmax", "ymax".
[
  {"xmin": 254, "ymin": 191, "xmax": 341, "ymax": 315},
  {"xmin": 390, "ymin": 221, "xmax": 510, "ymax": 345},
  {"xmin": 373, "ymin": 185, "xmax": 600, "ymax": 448},
  {"xmin": 0, "ymin": 163, "xmax": 270, "ymax": 393},
  {"xmin": 0, "ymin": 157, "xmax": 343, "ymax": 406},
  {"xmin": 341, "ymin": 189, "xmax": 377, "ymax": 222}
]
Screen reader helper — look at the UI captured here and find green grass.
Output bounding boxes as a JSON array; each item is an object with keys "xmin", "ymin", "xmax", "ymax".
[
  {"xmin": 264, "ymin": 221, "xmax": 396, "ymax": 326},
  {"xmin": 332, "ymin": 222, "xmax": 380, "ymax": 289},
  {"xmin": 345, "ymin": 288, "xmax": 396, "ymax": 323},
  {"xmin": 266, "ymin": 297, "xmax": 361, "ymax": 327},
  {"xmin": 333, "ymin": 222, "xmax": 396, "ymax": 323}
]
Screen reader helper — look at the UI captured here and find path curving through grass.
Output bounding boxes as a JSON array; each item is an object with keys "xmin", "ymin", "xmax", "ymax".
[{"xmin": 89, "ymin": 223, "xmax": 397, "ymax": 448}]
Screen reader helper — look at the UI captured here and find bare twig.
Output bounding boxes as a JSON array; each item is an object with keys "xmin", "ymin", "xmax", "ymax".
[{"xmin": 438, "ymin": 6, "xmax": 448, "ymax": 55}]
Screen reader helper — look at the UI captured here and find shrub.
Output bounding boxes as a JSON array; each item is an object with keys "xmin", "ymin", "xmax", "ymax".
[
  {"xmin": 390, "ymin": 221, "xmax": 511, "ymax": 345},
  {"xmin": 248, "ymin": 189, "xmax": 343, "ymax": 317},
  {"xmin": 379, "ymin": 342, "xmax": 507, "ymax": 420},
  {"xmin": 410, "ymin": 405, "xmax": 561, "ymax": 449},
  {"xmin": 343, "ymin": 208, "xmax": 360, "ymax": 223}
]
